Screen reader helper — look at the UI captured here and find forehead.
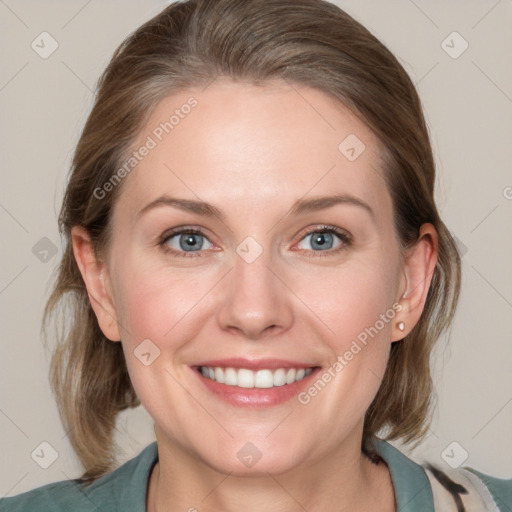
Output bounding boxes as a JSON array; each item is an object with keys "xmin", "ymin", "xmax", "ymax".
[{"xmin": 115, "ymin": 80, "xmax": 390, "ymax": 223}]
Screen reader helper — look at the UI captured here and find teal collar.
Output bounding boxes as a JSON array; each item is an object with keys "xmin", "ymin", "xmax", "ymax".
[
  {"xmin": 375, "ymin": 438, "xmax": 434, "ymax": 511},
  {"xmin": 122, "ymin": 440, "xmax": 434, "ymax": 511}
]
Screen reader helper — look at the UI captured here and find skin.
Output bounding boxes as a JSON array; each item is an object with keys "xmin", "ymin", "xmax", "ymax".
[{"xmin": 72, "ymin": 80, "xmax": 437, "ymax": 512}]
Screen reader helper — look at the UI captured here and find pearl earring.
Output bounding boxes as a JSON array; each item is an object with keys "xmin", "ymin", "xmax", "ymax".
[{"xmin": 397, "ymin": 321, "xmax": 405, "ymax": 332}]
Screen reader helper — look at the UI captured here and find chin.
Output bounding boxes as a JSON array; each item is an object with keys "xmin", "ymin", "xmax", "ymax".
[{"xmin": 205, "ymin": 450, "xmax": 302, "ymax": 477}]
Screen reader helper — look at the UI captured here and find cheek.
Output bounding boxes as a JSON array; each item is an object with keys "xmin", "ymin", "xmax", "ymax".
[
  {"xmin": 112, "ymin": 254, "xmax": 216, "ymax": 351},
  {"xmin": 112, "ymin": 260, "xmax": 212, "ymax": 406},
  {"xmin": 296, "ymin": 257, "xmax": 399, "ymax": 351},
  {"xmin": 287, "ymin": 258, "xmax": 398, "ymax": 444}
]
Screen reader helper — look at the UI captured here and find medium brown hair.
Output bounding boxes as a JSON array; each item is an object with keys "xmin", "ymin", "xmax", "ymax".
[{"xmin": 43, "ymin": 0, "xmax": 461, "ymax": 480}]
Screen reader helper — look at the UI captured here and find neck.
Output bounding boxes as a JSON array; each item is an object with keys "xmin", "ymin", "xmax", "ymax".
[{"xmin": 147, "ymin": 429, "xmax": 396, "ymax": 512}]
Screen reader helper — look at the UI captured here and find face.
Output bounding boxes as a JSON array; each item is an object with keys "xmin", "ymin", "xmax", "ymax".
[{"xmin": 99, "ymin": 80, "xmax": 408, "ymax": 475}]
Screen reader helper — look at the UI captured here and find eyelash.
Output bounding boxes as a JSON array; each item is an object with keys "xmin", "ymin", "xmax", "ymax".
[
  {"xmin": 158, "ymin": 225, "xmax": 352, "ymax": 259},
  {"xmin": 295, "ymin": 225, "xmax": 352, "ymax": 258}
]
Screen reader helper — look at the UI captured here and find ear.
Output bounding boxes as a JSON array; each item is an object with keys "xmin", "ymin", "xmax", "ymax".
[
  {"xmin": 71, "ymin": 226, "xmax": 121, "ymax": 342},
  {"xmin": 392, "ymin": 223, "xmax": 438, "ymax": 342}
]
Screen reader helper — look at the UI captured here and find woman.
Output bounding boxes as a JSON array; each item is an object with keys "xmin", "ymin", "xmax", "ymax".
[{"xmin": 1, "ymin": 0, "xmax": 510, "ymax": 510}]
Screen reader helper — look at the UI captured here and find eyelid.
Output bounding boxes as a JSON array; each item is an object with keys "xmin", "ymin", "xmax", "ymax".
[
  {"xmin": 159, "ymin": 224, "xmax": 351, "ymax": 258},
  {"xmin": 292, "ymin": 225, "xmax": 352, "ymax": 257},
  {"xmin": 158, "ymin": 226, "xmax": 217, "ymax": 258},
  {"xmin": 296, "ymin": 224, "xmax": 351, "ymax": 242}
]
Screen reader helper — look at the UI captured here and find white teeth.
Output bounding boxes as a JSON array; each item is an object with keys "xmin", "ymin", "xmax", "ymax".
[
  {"xmin": 255, "ymin": 369, "xmax": 274, "ymax": 388},
  {"xmin": 286, "ymin": 368, "xmax": 296, "ymax": 384},
  {"xmin": 214, "ymin": 367, "xmax": 224, "ymax": 384},
  {"xmin": 273, "ymin": 368, "xmax": 286, "ymax": 387},
  {"xmin": 237, "ymin": 369, "xmax": 254, "ymax": 388},
  {"xmin": 199, "ymin": 366, "xmax": 313, "ymax": 388},
  {"xmin": 224, "ymin": 367, "xmax": 237, "ymax": 386}
]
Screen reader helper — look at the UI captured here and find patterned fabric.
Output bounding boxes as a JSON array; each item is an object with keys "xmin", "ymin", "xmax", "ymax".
[
  {"xmin": 425, "ymin": 464, "xmax": 502, "ymax": 511},
  {"xmin": 374, "ymin": 438, "xmax": 511, "ymax": 511}
]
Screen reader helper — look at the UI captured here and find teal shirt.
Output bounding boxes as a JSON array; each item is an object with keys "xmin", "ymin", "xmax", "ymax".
[{"xmin": 1, "ymin": 440, "xmax": 510, "ymax": 511}]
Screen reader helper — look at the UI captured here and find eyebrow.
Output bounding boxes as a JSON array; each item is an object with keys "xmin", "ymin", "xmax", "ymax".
[
  {"xmin": 289, "ymin": 194, "xmax": 374, "ymax": 220},
  {"xmin": 136, "ymin": 193, "xmax": 375, "ymax": 222}
]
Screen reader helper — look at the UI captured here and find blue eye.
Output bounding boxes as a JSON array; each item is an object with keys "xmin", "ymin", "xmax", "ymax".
[
  {"xmin": 161, "ymin": 229, "xmax": 214, "ymax": 256},
  {"xmin": 159, "ymin": 225, "xmax": 350, "ymax": 258},
  {"xmin": 299, "ymin": 231, "xmax": 337, "ymax": 251},
  {"xmin": 296, "ymin": 226, "xmax": 349, "ymax": 255}
]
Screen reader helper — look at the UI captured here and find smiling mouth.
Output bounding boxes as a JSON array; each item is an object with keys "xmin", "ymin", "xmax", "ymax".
[{"xmin": 197, "ymin": 366, "xmax": 315, "ymax": 389}]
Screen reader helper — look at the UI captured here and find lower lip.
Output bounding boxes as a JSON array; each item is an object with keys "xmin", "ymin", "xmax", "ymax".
[{"xmin": 193, "ymin": 367, "xmax": 321, "ymax": 408}]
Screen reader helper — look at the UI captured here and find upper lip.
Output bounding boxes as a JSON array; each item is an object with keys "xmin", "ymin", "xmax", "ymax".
[{"xmin": 194, "ymin": 358, "xmax": 317, "ymax": 370}]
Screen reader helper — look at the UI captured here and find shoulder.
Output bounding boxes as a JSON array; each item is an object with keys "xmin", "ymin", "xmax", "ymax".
[
  {"xmin": 0, "ymin": 479, "xmax": 94, "ymax": 512},
  {"xmin": 374, "ymin": 438, "xmax": 512, "ymax": 511},
  {"xmin": 416, "ymin": 456, "xmax": 511, "ymax": 511},
  {"xmin": 0, "ymin": 442, "xmax": 159, "ymax": 512},
  {"xmin": 459, "ymin": 466, "xmax": 512, "ymax": 511}
]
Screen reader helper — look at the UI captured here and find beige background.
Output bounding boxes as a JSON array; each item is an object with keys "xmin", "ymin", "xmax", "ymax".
[{"xmin": 1, "ymin": 0, "xmax": 511, "ymax": 497}]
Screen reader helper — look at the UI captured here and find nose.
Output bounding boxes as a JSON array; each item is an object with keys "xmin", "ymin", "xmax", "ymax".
[{"xmin": 216, "ymin": 247, "xmax": 294, "ymax": 341}]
